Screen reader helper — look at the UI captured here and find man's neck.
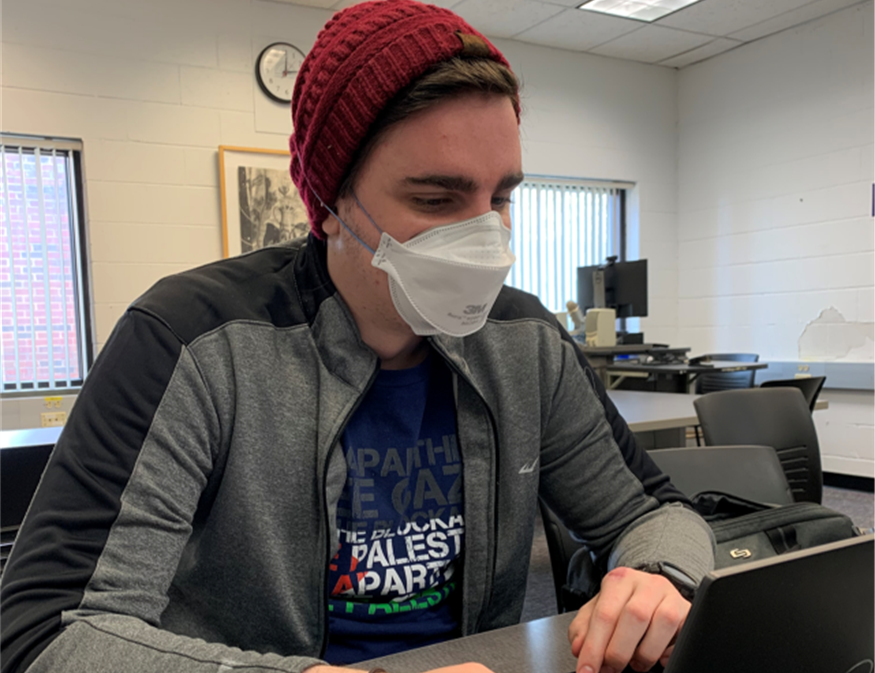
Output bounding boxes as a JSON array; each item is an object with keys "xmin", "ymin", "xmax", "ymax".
[
  {"xmin": 324, "ymin": 240, "xmax": 430, "ymax": 370},
  {"xmin": 354, "ymin": 314, "xmax": 430, "ymax": 370}
]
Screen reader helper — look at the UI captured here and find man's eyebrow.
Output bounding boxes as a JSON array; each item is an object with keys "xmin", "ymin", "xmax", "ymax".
[
  {"xmin": 498, "ymin": 171, "xmax": 525, "ymax": 191},
  {"xmin": 403, "ymin": 171, "xmax": 525, "ymax": 192},
  {"xmin": 403, "ymin": 175, "xmax": 477, "ymax": 192}
]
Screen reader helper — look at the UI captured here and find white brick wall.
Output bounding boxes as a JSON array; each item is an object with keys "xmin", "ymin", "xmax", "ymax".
[
  {"xmin": 1, "ymin": 0, "xmax": 325, "ymax": 355},
  {"xmin": 496, "ymin": 39, "xmax": 680, "ymax": 345},
  {"xmin": 1, "ymin": 0, "xmax": 679, "ymax": 428},
  {"xmin": 677, "ymin": 1, "xmax": 875, "ymax": 477}
]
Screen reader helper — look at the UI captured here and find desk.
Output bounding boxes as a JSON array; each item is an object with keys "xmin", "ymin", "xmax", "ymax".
[
  {"xmin": 607, "ymin": 361, "xmax": 768, "ymax": 394},
  {"xmin": 578, "ymin": 344, "xmax": 690, "ymax": 385},
  {"xmin": 608, "ymin": 390, "xmax": 699, "ymax": 434},
  {"xmin": 607, "ymin": 390, "xmax": 828, "ymax": 449},
  {"xmin": 353, "ymin": 612, "xmax": 577, "ymax": 672},
  {"xmin": 608, "ymin": 389, "xmax": 701, "ymax": 448}
]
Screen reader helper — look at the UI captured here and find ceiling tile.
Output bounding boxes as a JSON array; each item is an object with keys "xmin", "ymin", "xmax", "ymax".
[
  {"xmin": 726, "ymin": 0, "xmax": 865, "ymax": 42},
  {"xmin": 450, "ymin": 0, "xmax": 565, "ymax": 39},
  {"xmin": 538, "ymin": 0, "xmax": 591, "ymax": 6},
  {"xmin": 658, "ymin": 36, "xmax": 743, "ymax": 67},
  {"xmin": 515, "ymin": 7, "xmax": 641, "ymax": 52},
  {"xmin": 271, "ymin": 0, "xmax": 336, "ymax": 7},
  {"xmin": 328, "ymin": 0, "xmax": 367, "ymax": 9},
  {"xmin": 590, "ymin": 24, "xmax": 713, "ymax": 63},
  {"xmin": 657, "ymin": 0, "xmax": 815, "ymax": 37}
]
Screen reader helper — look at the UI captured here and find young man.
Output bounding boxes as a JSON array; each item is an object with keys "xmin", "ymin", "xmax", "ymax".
[{"xmin": 0, "ymin": 3, "xmax": 714, "ymax": 673}]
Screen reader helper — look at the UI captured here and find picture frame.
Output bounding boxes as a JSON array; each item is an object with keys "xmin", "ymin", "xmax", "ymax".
[{"xmin": 218, "ymin": 145, "xmax": 309, "ymax": 258}]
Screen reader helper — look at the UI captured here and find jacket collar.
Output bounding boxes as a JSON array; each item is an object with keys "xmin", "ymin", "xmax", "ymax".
[{"xmin": 295, "ymin": 235, "xmax": 379, "ymax": 390}]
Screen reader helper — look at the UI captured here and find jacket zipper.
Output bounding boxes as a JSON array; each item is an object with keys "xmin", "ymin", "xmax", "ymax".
[
  {"xmin": 429, "ymin": 340, "xmax": 502, "ymax": 635},
  {"xmin": 317, "ymin": 362, "xmax": 380, "ymax": 659}
]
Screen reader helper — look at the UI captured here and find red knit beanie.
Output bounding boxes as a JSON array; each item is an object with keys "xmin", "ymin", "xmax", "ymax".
[{"xmin": 289, "ymin": 0, "xmax": 516, "ymax": 239}]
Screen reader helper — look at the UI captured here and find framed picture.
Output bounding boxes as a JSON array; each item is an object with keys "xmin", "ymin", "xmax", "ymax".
[{"xmin": 218, "ymin": 145, "xmax": 309, "ymax": 258}]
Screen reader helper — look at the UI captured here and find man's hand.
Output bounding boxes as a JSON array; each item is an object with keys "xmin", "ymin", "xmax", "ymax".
[
  {"xmin": 567, "ymin": 567, "xmax": 690, "ymax": 673},
  {"xmin": 305, "ymin": 664, "xmax": 494, "ymax": 673}
]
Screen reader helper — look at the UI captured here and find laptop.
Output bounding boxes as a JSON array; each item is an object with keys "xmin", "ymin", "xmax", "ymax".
[{"xmin": 664, "ymin": 534, "xmax": 874, "ymax": 673}]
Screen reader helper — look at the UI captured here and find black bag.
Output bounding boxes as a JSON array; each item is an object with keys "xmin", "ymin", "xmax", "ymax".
[
  {"xmin": 691, "ymin": 491, "xmax": 863, "ymax": 569},
  {"xmin": 562, "ymin": 493, "xmax": 862, "ymax": 611}
]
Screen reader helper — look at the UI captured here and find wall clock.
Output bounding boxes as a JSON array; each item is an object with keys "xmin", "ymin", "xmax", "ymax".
[{"xmin": 256, "ymin": 42, "xmax": 305, "ymax": 105}]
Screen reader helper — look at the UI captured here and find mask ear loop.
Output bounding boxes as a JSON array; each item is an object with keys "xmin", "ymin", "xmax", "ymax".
[{"xmin": 294, "ymin": 152, "xmax": 379, "ymax": 254}]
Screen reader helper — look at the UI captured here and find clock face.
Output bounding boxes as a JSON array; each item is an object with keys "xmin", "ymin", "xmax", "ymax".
[{"xmin": 256, "ymin": 42, "xmax": 305, "ymax": 105}]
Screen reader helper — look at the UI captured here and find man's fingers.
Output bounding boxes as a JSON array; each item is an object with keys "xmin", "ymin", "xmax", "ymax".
[
  {"xmin": 599, "ymin": 581, "xmax": 664, "ymax": 671},
  {"xmin": 659, "ymin": 644, "xmax": 676, "ymax": 668},
  {"xmin": 575, "ymin": 569, "xmax": 636, "ymax": 673},
  {"xmin": 627, "ymin": 593, "xmax": 688, "ymax": 671},
  {"xmin": 568, "ymin": 598, "xmax": 595, "ymax": 657}
]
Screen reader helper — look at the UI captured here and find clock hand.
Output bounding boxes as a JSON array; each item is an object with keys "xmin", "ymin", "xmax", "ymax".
[{"xmin": 283, "ymin": 52, "xmax": 289, "ymax": 77}]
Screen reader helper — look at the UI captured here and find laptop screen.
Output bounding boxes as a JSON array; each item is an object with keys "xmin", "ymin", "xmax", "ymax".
[{"xmin": 665, "ymin": 534, "xmax": 874, "ymax": 673}]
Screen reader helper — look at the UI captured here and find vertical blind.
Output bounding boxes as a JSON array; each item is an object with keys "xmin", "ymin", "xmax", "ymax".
[
  {"xmin": 507, "ymin": 179, "xmax": 624, "ymax": 312},
  {"xmin": 0, "ymin": 139, "xmax": 87, "ymax": 393}
]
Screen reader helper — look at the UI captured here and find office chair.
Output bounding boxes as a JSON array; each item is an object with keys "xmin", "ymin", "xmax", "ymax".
[
  {"xmin": 694, "ymin": 388, "xmax": 823, "ymax": 504},
  {"xmin": 760, "ymin": 376, "xmax": 826, "ymax": 413},
  {"xmin": 690, "ymin": 353, "xmax": 760, "ymax": 444},
  {"xmin": 647, "ymin": 445, "xmax": 793, "ymax": 506},
  {"xmin": 692, "ymin": 353, "xmax": 760, "ymax": 395},
  {"xmin": 0, "ymin": 441, "xmax": 55, "ymax": 573},
  {"xmin": 538, "ymin": 445, "xmax": 794, "ymax": 612}
]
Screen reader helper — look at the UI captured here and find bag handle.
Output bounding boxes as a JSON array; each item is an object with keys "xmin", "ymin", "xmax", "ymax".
[{"xmin": 764, "ymin": 524, "xmax": 801, "ymax": 555}]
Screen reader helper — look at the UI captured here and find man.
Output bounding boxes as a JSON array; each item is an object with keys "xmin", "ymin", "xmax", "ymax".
[{"xmin": 0, "ymin": 2, "xmax": 714, "ymax": 673}]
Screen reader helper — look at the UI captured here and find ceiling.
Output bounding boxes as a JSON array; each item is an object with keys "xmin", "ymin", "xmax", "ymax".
[{"xmin": 271, "ymin": 0, "xmax": 866, "ymax": 67}]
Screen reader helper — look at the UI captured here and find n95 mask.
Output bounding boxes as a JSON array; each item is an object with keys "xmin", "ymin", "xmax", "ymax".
[
  {"xmin": 372, "ymin": 211, "xmax": 516, "ymax": 337},
  {"xmin": 342, "ymin": 196, "xmax": 516, "ymax": 337}
]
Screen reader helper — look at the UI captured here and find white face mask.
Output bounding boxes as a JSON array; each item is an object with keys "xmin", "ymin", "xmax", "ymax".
[{"xmin": 342, "ymin": 195, "xmax": 516, "ymax": 337}]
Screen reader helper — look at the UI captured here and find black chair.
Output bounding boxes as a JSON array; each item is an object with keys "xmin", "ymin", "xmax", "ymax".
[
  {"xmin": 648, "ymin": 445, "xmax": 793, "ymax": 506},
  {"xmin": 693, "ymin": 353, "xmax": 760, "ymax": 395},
  {"xmin": 538, "ymin": 444, "xmax": 794, "ymax": 612},
  {"xmin": 690, "ymin": 353, "xmax": 760, "ymax": 445},
  {"xmin": 694, "ymin": 388, "xmax": 823, "ymax": 504},
  {"xmin": 760, "ymin": 376, "xmax": 826, "ymax": 413},
  {"xmin": 0, "ymin": 440, "xmax": 54, "ymax": 576},
  {"xmin": 538, "ymin": 497, "xmax": 589, "ymax": 614}
]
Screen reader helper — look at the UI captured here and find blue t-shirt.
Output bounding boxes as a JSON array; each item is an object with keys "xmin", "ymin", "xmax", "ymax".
[{"xmin": 324, "ymin": 354, "xmax": 464, "ymax": 664}]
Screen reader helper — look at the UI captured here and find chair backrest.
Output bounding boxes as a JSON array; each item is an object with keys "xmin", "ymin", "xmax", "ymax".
[
  {"xmin": 694, "ymin": 388, "xmax": 823, "ymax": 504},
  {"xmin": 537, "ymin": 497, "xmax": 586, "ymax": 613},
  {"xmin": 760, "ymin": 376, "xmax": 826, "ymax": 413},
  {"xmin": 693, "ymin": 353, "xmax": 760, "ymax": 395},
  {"xmin": 647, "ymin": 445, "xmax": 794, "ymax": 505},
  {"xmin": 538, "ymin": 444, "xmax": 796, "ymax": 612}
]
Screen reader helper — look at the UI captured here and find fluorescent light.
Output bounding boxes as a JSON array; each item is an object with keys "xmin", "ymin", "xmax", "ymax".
[{"xmin": 577, "ymin": 0, "xmax": 703, "ymax": 22}]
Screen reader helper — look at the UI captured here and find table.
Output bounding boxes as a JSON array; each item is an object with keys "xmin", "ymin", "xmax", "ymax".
[
  {"xmin": 353, "ymin": 612, "xmax": 577, "ymax": 672},
  {"xmin": 577, "ymin": 343, "xmax": 690, "ymax": 385},
  {"xmin": 607, "ymin": 390, "xmax": 828, "ymax": 449},
  {"xmin": 606, "ymin": 361, "xmax": 768, "ymax": 393},
  {"xmin": 608, "ymin": 390, "xmax": 700, "ymax": 434},
  {"xmin": 608, "ymin": 389, "xmax": 702, "ymax": 448}
]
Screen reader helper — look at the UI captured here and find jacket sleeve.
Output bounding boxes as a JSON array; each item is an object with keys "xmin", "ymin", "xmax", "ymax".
[
  {"xmin": 0, "ymin": 309, "xmax": 324, "ymax": 673},
  {"xmin": 537, "ymin": 329, "xmax": 714, "ymax": 587}
]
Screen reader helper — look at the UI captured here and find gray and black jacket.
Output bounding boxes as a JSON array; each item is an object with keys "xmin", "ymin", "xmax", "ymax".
[{"xmin": 0, "ymin": 236, "xmax": 714, "ymax": 673}]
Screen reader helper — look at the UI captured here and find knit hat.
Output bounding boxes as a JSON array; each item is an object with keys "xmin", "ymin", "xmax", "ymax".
[{"xmin": 289, "ymin": 0, "xmax": 515, "ymax": 239}]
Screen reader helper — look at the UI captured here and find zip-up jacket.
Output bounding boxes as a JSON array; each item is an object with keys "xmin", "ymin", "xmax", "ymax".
[{"xmin": 0, "ymin": 236, "xmax": 714, "ymax": 673}]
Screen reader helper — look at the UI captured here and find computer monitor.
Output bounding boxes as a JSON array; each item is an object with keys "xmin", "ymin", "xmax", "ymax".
[{"xmin": 577, "ymin": 257, "xmax": 648, "ymax": 318}]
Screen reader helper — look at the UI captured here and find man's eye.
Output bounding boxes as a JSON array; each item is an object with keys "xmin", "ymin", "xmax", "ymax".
[
  {"xmin": 412, "ymin": 197, "xmax": 451, "ymax": 208},
  {"xmin": 492, "ymin": 196, "xmax": 513, "ymax": 208}
]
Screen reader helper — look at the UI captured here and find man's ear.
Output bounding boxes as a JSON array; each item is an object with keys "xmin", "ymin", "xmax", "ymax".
[
  {"xmin": 323, "ymin": 193, "xmax": 352, "ymax": 239},
  {"xmin": 322, "ymin": 212, "xmax": 340, "ymax": 238}
]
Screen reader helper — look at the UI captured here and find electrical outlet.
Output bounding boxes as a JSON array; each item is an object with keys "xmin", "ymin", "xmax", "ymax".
[{"xmin": 41, "ymin": 411, "xmax": 67, "ymax": 427}]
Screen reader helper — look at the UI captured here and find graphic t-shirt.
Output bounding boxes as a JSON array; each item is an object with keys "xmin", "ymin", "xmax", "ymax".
[{"xmin": 324, "ymin": 354, "xmax": 464, "ymax": 664}]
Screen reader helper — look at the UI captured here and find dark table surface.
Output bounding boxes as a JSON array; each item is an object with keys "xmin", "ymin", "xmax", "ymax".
[
  {"xmin": 607, "ymin": 360, "xmax": 768, "ymax": 374},
  {"xmin": 352, "ymin": 612, "xmax": 578, "ymax": 673}
]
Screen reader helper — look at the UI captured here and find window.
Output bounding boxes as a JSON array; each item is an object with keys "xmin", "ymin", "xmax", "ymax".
[
  {"xmin": 0, "ymin": 136, "xmax": 90, "ymax": 394},
  {"xmin": 507, "ymin": 178, "xmax": 627, "ymax": 312}
]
